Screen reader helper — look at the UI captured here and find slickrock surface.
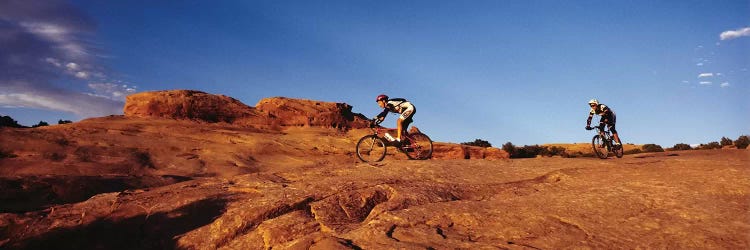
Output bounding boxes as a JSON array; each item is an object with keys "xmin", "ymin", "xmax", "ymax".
[{"xmin": 2, "ymin": 91, "xmax": 747, "ymax": 249}]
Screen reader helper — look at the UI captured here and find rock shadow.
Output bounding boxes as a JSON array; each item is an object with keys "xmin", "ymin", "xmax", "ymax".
[{"xmin": 5, "ymin": 197, "xmax": 227, "ymax": 250}]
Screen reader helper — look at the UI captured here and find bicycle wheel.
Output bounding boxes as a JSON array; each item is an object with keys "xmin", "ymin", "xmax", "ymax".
[
  {"xmin": 403, "ymin": 133, "xmax": 433, "ymax": 160},
  {"xmin": 613, "ymin": 143, "xmax": 624, "ymax": 158},
  {"xmin": 591, "ymin": 135, "xmax": 609, "ymax": 159},
  {"xmin": 356, "ymin": 135, "xmax": 387, "ymax": 162}
]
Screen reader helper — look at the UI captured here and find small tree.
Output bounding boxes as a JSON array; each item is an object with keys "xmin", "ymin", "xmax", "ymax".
[
  {"xmin": 461, "ymin": 139, "xmax": 492, "ymax": 148},
  {"xmin": 699, "ymin": 142, "xmax": 721, "ymax": 149},
  {"xmin": 735, "ymin": 135, "xmax": 750, "ymax": 149},
  {"xmin": 502, "ymin": 142, "xmax": 517, "ymax": 157},
  {"xmin": 58, "ymin": 119, "xmax": 73, "ymax": 124},
  {"xmin": 720, "ymin": 137, "xmax": 733, "ymax": 146},
  {"xmin": 31, "ymin": 121, "xmax": 49, "ymax": 128},
  {"xmin": 670, "ymin": 143, "xmax": 692, "ymax": 151},
  {"xmin": 0, "ymin": 115, "xmax": 24, "ymax": 128}
]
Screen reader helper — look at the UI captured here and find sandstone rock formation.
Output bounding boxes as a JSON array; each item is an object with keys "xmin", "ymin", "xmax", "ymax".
[
  {"xmin": 255, "ymin": 97, "xmax": 370, "ymax": 129},
  {"xmin": 124, "ymin": 90, "xmax": 259, "ymax": 123},
  {"xmin": 124, "ymin": 90, "xmax": 371, "ymax": 130}
]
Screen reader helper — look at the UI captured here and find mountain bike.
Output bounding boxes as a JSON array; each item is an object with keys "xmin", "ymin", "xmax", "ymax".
[
  {"xmin": 587, "ymin": 125, "xmax": 624, "ymax": 159},
  {"xmin": 356, "ymin": 120, "xmax": 433, "ymax": 162}
]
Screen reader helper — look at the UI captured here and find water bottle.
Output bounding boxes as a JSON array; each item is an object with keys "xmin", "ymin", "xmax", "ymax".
[{"xmin": 384, "ymin": 132, "xmax": 395, "ymax": 141}]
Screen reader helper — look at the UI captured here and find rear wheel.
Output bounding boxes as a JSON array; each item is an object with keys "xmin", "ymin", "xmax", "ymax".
[
  {"xmin": 356, "ymin": 135, "xmax": 387, "ymax": 162},
  {"xmin": 591, "ymin": 135, "xmax": 609, "ymax": 159},
  {"xmin": 403, "ymin": 133, "xmax": 433, "ymax": 160}
]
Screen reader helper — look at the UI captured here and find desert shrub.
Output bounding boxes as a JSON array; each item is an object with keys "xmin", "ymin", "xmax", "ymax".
[
  {"xmin": 0, "ymin": 115, "xmax": 25, "ymax": 128},
  {"xmin": 720, "ymin": 137, "xmax": 733, "ymax": 146},
  {"xmin": 641, "ymin": 144, "xmax": 664, "ymax": 152},
  {"xmin": 735, "ymin": 135, "xmax": 749, "ymax": 149},
  {"xmin": 698, "ymin": 142, "xmax": 721, "ymax": 150},
  {"xmin": 669, "ymin": 143, "xmax": 692, "ymax": 151},
  {"xmin": 502, "ymin": 142, "xmax": 516, "ymax": 157},
  {"xmin": 461, "ymin": 139, "xmax": 492, "ymax": 148},
  {"xmin": 31, "ymin": 121, "xmax": 49, "ymax": 128},
  {"xmin": 58, "ymin": 119, "xmax": 73, "ymax": 124},
  {"xmin": 546, "ymin": 146, "xmax": 566, "ymax": 156}
]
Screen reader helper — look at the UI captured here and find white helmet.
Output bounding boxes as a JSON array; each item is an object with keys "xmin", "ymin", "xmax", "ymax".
[{"xmin": 588, "ymin": 99, "xmax": 599, "ymax": 105}]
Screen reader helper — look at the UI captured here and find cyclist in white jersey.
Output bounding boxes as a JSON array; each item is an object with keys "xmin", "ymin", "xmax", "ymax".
[
  {"xmin": 374, "ymin": 94, "xmax": 415, "ymax": 144},
  {"xmin": 585, "ymin": 99, "xmax": 622, "ymax": 146}
]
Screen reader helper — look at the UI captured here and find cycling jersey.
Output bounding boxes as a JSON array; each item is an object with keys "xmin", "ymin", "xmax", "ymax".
[
  {"xmin": 588, "ymin": 103, "xmax": 617, "ymax": 133},
  {"xmin": 377, "ymin": 99, "xmax": 415, "ymax": 120}
]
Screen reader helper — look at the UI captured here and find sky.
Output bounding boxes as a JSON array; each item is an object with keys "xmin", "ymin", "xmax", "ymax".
[{"xmin": 1, "ymin": 0, "xmax": 748, "ymax": 147}]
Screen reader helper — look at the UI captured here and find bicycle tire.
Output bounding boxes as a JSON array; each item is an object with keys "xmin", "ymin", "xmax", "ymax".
[
  {"xmin": 356, "ymin": 135, "xmax": 387, "ymax": 162},
  {"xmin": 614, "ymin": 143, "xmax": 624, "ymax": 158},
  {"xmin": 591, "ymin": 135, "xmax": 609, "ymax": 159},
  {"xmin": 403, "ymin": 133, "xmax": 433, "ymax": 160}
]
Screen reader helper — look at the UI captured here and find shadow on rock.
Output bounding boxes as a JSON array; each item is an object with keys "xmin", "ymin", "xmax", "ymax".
[{"xmin": 5, "ymin": 197, "xmax": 227, "ymax": 250}]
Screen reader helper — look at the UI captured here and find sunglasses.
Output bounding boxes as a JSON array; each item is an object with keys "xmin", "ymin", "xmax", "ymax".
[{"xmin": 589, "ymin": 104, "xmax": 597, "ymax": 107}]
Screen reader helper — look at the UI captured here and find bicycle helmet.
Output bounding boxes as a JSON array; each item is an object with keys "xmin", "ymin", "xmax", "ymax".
[
  {"xmin": 588, "ymin": 99, "xmax": 599, "ymax": 106},
  {"xmin": 376, "ymin": 94, "xmax": 388, "ymax": 102}
]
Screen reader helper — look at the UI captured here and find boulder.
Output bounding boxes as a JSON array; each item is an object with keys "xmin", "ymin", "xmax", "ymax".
[
  {"xmin": 255, "ymin": 97, "xmax": 370, "ymax": 129},
  {"xmin": 124, "ymin": 90, "xmax": 258, "ymax": 123}
]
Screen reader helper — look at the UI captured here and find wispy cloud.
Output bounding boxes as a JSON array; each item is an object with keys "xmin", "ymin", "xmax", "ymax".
[
  {"xmin": 720, "ymin": 82, "xmax": 730, "ymax": 88},
  {"xmin": 698, "ymin": 73, "xmax": 714, "ymax": 78},
  {"xmin": 699, "ymin": 81, "xmax": 712, "ymax": 85},
  {"xmin": 0, "ymin": 0, "xmax": 132, "ymax": 118},
  {"xmin": 720, "ymin": 27, "xmax": 750, "ymax": 40}
]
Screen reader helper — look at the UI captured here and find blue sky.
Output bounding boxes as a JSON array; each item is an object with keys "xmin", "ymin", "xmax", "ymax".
[{"xmin": 1, "ymin": 0, "xmax": 748, "ymax": 147}]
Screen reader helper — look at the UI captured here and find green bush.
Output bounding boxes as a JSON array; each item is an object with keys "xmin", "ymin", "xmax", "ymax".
[
  {"xmin": 735, "ymin": 135, "xmax": 749, "ymax": 149},
  {"xmin": 461, "ymin": 139, "xmax": 492, "ymax": 148},
  {"xmin": 642, "ymin": 144, "xmax": 664, "ymax": 152},
  {"xmin": 720, "ymin": 137, "xmax": 733, "ymax": 146},
  {"xmin": 670, "ymin": 143, "xmax": 692, "ymax": 151},
  {"xmin": 31, "ymin": 121, "xmax": 49, "ymax": 128},
  {"xmin": 502, "ymin": 142, "xmax": 516, "ymax": 157},
  {"xmin": 0, "ymin": 115, "xmax": 25, "ymax": 128},
  {"xmin": 698, "ymin": 142, "xmax": 721, "ymax": 150}
]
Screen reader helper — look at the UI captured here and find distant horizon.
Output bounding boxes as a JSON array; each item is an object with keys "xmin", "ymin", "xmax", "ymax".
[
  {"xmin": 1, "ymin": 91, "xmax": 747, "ymax": 148},
  {"xmin": 2, "ymin": 1, "xmax": 748, "ymax": 147}
]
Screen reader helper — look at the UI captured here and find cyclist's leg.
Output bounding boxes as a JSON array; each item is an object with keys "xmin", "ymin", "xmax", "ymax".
[
  {"xmin": 609, "ymin": 114, "xmax": 621, "ymax": 145},
  {"xmin": 398, "ymin": 106, "xmax": 415, "ymax": 140}
]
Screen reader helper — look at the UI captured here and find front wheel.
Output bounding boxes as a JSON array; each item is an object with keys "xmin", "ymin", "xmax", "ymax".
[
  {"xmin": 591, "ymin": 135, "xmax": 609, "ymax": 159},
  {"xmin": 403, "ymin": 133, "xmax": 433, "ymax": 160},
  {"xmin": 356, "ymin": 135, "xmax": 387, "ymax": 162}
]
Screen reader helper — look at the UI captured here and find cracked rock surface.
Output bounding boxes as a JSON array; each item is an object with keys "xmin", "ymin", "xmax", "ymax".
[{"xmin": 2, "ymin": 149, "xmax": 748, "ymax": 249}]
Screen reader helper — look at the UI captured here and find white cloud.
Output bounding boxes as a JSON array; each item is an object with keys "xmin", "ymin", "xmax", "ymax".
[
  {"xmin": 720, "ymin": 27, "xmax": 750, "ymax": 40},
  {"xmin": 699, "ymin": 81, "xmax": 712, "ymax": 85},
  {"xmin": 720, "ymin": 82, "xmax": 730, "ymax": 88},
  {"xmin": 0, "ymin": 91, "xmax": 122, "ymax": 117},
  {"xmin": 698, "ymin": 73, "xmax": 713, "ymax": 78},
  {"xmin": 88, "ymin": 82, "xmax": 138, "ymax": 101},
  {"xmin": 0, "ymin": 0, "xmax": 129, "ymax": 119},
  {"xmin": 696, "ymin": 63, "xmax": 704, "ymax": 66}
]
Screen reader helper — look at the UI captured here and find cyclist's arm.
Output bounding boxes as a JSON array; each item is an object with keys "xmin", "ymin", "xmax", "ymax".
[
  {"xmin": 375, "ymin": 109, "xmax": 389, "ymax": 121},
  {"xmin": 586, "ymin": 113, "xmax": 594, "ymax": 126}
]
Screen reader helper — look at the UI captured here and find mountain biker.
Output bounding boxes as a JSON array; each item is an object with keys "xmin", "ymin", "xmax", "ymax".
[
  {"xmin": 585, "ymin": 99, "xmax": 622, "ymax": 146},
  {"xmin": 373, "ymin": 94, "xmax": 415, "ymax": 145}
]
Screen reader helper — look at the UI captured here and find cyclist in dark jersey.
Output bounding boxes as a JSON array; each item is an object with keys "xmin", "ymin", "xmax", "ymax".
[
  {"xmin": 374, "ymin": 94, "xmax": 415, "ymax": 144},
  {"xmin": 586, "ymin": 99, "xmax": 622, "ymax": 146}
]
